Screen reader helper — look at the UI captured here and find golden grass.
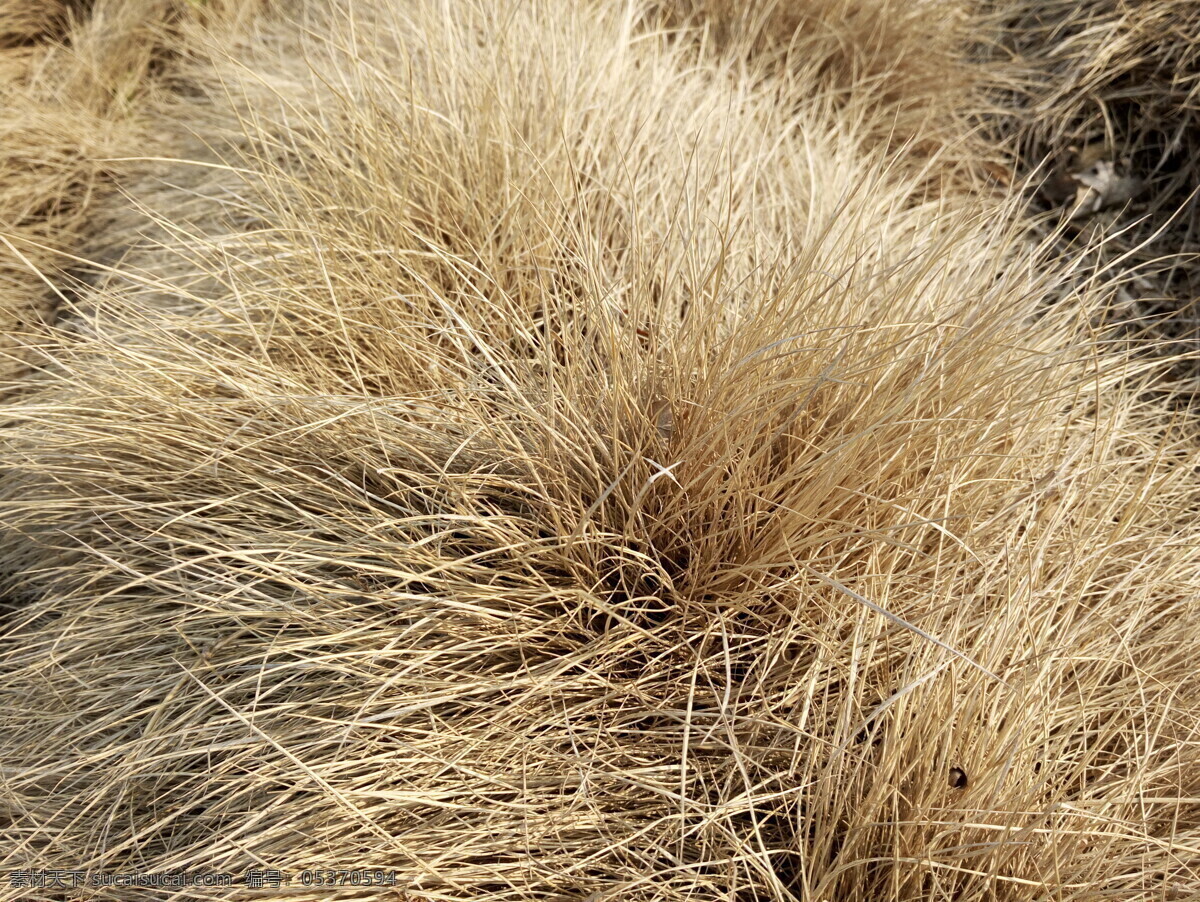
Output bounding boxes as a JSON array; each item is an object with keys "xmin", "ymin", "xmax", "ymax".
[
  {"xmin": 650, "ymin": 0, "xmax": 993, "ymax": 185},
  {"xmin": 1, "ymin": 0, "xmax": 1198, "ymax": 899},
  {"xmin": 0, "ymin": 0, "xmax": 261, "ymax": 384},
  {"xmin": 986, "ymin": 0, "xmax": 1200, "ymax": 395}
]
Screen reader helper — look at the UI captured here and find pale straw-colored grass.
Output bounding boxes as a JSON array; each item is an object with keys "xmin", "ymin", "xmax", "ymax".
[
  {"xmin": 1, "ymin": 1, "xmax": 1198, "ymax": 899},
  {"xmin": 0, "ymin": 0, "xmax": 262, "ymax": 384},
  {"xmin": 984, "ymin": 0, "xmax": 1200, "ymax": 396}
]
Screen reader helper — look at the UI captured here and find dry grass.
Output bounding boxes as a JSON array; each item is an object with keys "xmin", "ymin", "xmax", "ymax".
[
  {"xmin": 0, "ymin": 0, "xmax": 261, "ymax": 385},
  {"xmin": 648, "ymin": 0, "xmax": 1004, "ymax": 193},
  {"xmin": 1, "ymin": 1, "xmax": 1199, "ymax": 899},
  {"xmin": 984, "ymin": 0, "xmax": 1200, "ymax": 396}
]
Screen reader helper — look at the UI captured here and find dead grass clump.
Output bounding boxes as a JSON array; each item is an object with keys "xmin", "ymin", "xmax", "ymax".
[
  {"xmin": 645, "ymin": 0, "xmax": 1003, "ymax": 192},
  {"xmin": 0, "ymin": 0, "xmax": 76, "ymax": 49},
  {"xmin": 0, "ymin": 101, "xmax": 117, "ymax": 381},
  {"xmin": 0, "ymin": 0, "xmax": 263, "ymax": 386},
  {"xmin": 1, "ymin": 0, "xmax": 1199, "ymax": 899},
  {"xmin": 985, "ymin": 0, "xmax": 1200, "ymax": 396}
]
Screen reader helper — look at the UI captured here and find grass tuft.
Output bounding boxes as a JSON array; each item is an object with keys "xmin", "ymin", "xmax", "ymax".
[{"xmin": 1, "ymin": 1, "xmax": 1199, "ymax": 899}]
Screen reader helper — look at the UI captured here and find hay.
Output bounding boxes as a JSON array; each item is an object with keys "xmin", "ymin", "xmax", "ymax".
[{"xmin": 1, "ymin": 1, "xmax": 1199, "ymax": 899}]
